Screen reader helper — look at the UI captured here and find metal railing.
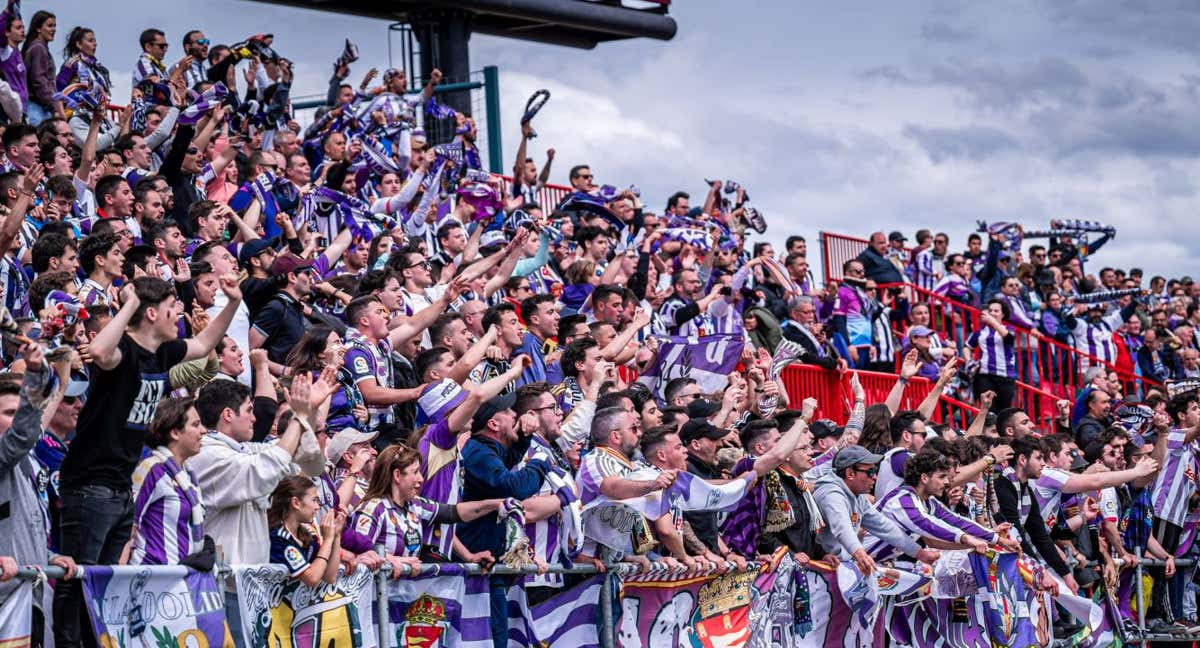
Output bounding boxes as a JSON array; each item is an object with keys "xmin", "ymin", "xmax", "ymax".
[{"xmin": 13, "ymin": 554, "xmax": 1196, "ymax": 646}]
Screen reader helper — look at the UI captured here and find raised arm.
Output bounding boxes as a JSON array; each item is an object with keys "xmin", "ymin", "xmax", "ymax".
[
  {"xmin": 74, "ymin": 106, "xmax": 106, "ymax": 185},
  {"xmin": 917, "ymin": 358, "xmax": 959, "ymax": 420},
  {"xmin": 885, "ymin": 349, "xmax": 920, "ymax": 415},
  {"xmin": 184, "ymin": 275, "xmax": 243, "ymax": 361},
  {"xmin": 0, "ymin": 165, "xmax": 39, "ymax": 259},
  {"xmin": 446, "ymin": 327, "xmax": 498, "ymax": 383}
]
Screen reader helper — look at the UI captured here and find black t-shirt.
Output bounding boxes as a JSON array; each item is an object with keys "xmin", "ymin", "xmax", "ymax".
[
  {"xmin": 682, "ymin": 454, "xmax": 722, "ymax": 553},
  {"xmin": 252, "ymin": 292, "xmax": 310, "ymax": 365},
  {"xmin": 60, "ymin": 335, "xmax": 188, "ymax": 492}
]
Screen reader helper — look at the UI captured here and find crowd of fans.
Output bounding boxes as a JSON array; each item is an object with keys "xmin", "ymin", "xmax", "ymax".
[{"xmin": 0, "ymin": 4, "xmax": 1197, "ymax": 647}]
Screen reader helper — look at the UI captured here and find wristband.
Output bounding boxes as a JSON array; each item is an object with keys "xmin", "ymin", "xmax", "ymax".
[{"xmin": 983, "ymin": 455, "xmax": 996, "ymax": 467}]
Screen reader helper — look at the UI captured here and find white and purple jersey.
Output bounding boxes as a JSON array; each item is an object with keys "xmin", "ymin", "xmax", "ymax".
[
  {"xmin": 910, "ymin": 248, "xmax": 938, "ymax": 291},
  {"xmin": 130, "ymin": 450, "xmax": 205, "ymax": 565},
  {"xmin": 1070, "ymin": 308, "xmax": 1125, "ymax": 369},
  {"xmin": 932, "ymin": 274, "xmax": 973, "ymax": 308},
  {"xmin": 342, "ymin": 329, "xmax": 395, "ymax": 430},
  {"xmin": 969, "ymin": 326, "xmax": 1016, "ymax": 379},
  {"xmin": 1030, "ymin": 467, "xmax": 1072, "ymax": 528},
  {"xmin": 577, "ymin": 446, "xmax": 638, "ymax": 557},
  {"xmin": 1152, "ymin": 429, "xmax": 1198, "ymax": 527},
  {"xmin": 874, "ymin": 448, "xmax": 910, "ymax": 501},
  {"xmin": 519, "ymin": 435, "xmax": 581, "ymax": 588},
  {"xmin": 343, "ymin": 495, "xmax": 441, "ymax": 557},
  {"xmin": 867, "ymin": 485, "xmax": 995, "ymax": 562}
]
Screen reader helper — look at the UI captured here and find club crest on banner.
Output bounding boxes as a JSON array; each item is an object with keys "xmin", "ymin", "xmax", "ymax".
[
  {"xmin": 397, "ymin": 594, "xmax": 450, "ymax": 648},
  {"xmin": 687, "ymin": 570, "xmax": 755, "ymax": 647}
]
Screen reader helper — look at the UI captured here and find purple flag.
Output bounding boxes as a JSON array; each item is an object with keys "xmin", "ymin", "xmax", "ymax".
[{"xmin": 638, "ymin": 332, "xmax": 744, "ymax": 399}]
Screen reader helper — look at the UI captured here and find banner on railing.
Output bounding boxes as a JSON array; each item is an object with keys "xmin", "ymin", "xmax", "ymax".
[
  {"xmin": 81, "ymin": 565, "xmax": 231, "ymax": 648},
  {"xmin": 384, "ymin": 565, "xmax": 603, "ymax": 648},
  {"xmin": 0, "ymin": 580, "xmax": 33, "ymax": 646},
  {"xmin": 613, "ymin": 551, "xmax": 916, "ymax": 648},
  {"xmin": 234, "ymin": 564, "xmax": 376, "ymax": 648}
]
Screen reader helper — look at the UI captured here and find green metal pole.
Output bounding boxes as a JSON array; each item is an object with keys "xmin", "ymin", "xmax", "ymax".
[{"xmin": 483, "ymin": 65, "xmax": 503, "ymax": 173}]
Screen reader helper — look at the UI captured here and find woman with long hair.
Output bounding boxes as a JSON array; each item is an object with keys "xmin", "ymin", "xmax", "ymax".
[
  {"xmin": 55, "ymin": 26, "xmax": 109, "ymax": 95},
  {"xmin": 21, "ymin": 10, "xmax": 57, "ymax": 123},
  {"xmin": 129, "ymin": 397, "xmax": 206, "ymax": 565},
  {"xmin": 267, "ymin": 475, "xmax": 345, "ymax": 587},
  {"xmin": 341, "ymin": 445, "xmax": 516, "ymax": 575},
  {"xmin": 285, "ymin": 325, "xmax": 363, "ymax": 432}
]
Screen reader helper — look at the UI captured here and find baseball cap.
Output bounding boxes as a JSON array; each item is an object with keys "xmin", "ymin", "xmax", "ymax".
[
  {"xmin": 907, "ymin": 326, "xmax": 934, "ymax": 339},
  {"xmin": 810, "ymin": 419, "xmax": 842, "ymax": 441},
  {"xmin": 832, "ymin": 445, "xmax": 884, "ymax": 471},
  {"xmin": 324, "ymin": 428, "xmax": 379, "ymax": 464},
  {"xmin": 270, "ymin": 252, "xmax": 314, "ymax": 276},
  {"xmin": 888, "ymin": 231, "xmax": 907, "ymax": 243},
  {"xmin": 679, "ymin": 419, "xmax": 728, "ymax": 444},
  {"xmin": 238, "ymin": 236, "xmax": 279, "ymax": 266},
  {"xmin": 479, "ymin": 230, "xmax": 507, "ymax": 249},
  {"xmin": 472, "ymin": 392, "xmax": 518, "ymax": 432},
  {"xmin": 686, "ymin": 398, "xmax": 722, "ymax": 420}
]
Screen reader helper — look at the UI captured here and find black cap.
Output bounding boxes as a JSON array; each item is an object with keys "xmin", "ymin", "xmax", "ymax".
[
  {"xmin": 811, "ymin": 419, "xmax": 843, "ymax": 441},
  {"xmin": 686, "ymin": 398, "xmax": 722, "ymax": 420},
  {"xmin": 471, "ymin": 392, "xmax": 518, "ymax": 432},
  {"xmin": 680, "ymin": 419, "xmax": 728, "ymax": 444},
  {"xmin": 238, "ymin": 236, "xmax": 279, "ymax": 266},
  {"xmin": 888, "ymin": 231, "xmax": 907, "ymax": 242}
]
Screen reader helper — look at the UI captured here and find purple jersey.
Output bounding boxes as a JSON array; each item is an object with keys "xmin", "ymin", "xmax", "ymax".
[
  {"xmin": 417, "ymin": 419, "xmax": 460, "ymax": 558},
  {"xmin": 130, "ymin": 450, "xmax": 205, "ymax": 565},
  {"xmin": 868, "ymin": 485, "xmax": 995, "ymax": 562}
]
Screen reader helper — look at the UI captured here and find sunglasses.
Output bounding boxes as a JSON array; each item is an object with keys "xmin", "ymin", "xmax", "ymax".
[
  {"xmin": 193, "ymin": 38, "xmax": 210, "ymax": 46},
  {"xmin": 850, "ymin": 465, "xmax": 879, "ymax": 477},
  {"xmin": 404, "ymin": 260, "xmax": 430, "ymax": 270}
]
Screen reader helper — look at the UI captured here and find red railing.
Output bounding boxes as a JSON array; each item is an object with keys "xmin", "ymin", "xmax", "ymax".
[
  {"xmin": 781, "ymin": 364, "xmax": 934, "ymax": 423},
  {"xmin": 493, "ymin": 175, "xmax": 572, "ymax": 212},
  {"xmin": 820, "ymin": 231, "xmax": 914, "ymax": 282},
  {"xmin": 782, "ymin": 363, "xmax": 989, "ymax": 432},
  {"xmin": 877, "ymin": 281, "xmax": 1159, "ymax": 409}
]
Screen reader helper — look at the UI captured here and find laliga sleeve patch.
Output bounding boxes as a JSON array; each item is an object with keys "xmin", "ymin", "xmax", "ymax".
[
  {"xmin": 355, "ymin": 514, "xmax": 373, "ymax": 535},
  {"xmin": 353, "ymin": 356, "xmax": 370, "ymax": 375},
  {"xmin": 284, "ymin": 545, "xmax": 307, "ymax": 572}
]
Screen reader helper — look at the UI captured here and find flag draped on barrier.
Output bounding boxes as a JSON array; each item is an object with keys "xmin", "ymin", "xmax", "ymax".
[
  {"xmin": 0, "ymin": 580, "xmax": 33, "ymax": 647},
  {"xmin": 81, "ymin": 565, "xmax": 231, "ymax": 648},
  {"xmin": 234, "ymin": 564, "xmax": 376, "ymax": 648},
  {"xmin": 59, "ymin": 549, "xmax": 1111, "ymax": 647}
]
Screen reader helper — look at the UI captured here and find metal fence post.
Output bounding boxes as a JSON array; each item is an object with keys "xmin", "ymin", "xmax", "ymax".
[
  {"xmin": 599, "ymin": 570, "xmax": 615, "ymax": 648},
  {"xmin": 1134, "ymin": 548, "xmax": 1146, "ymax": 647},
  {"xmin": 482, "ymin": 65, "xmax": 503, "ymax": 173},
  {"xmin": 375, "ymin": 546, "xmax": 391, "ymax": 648}
]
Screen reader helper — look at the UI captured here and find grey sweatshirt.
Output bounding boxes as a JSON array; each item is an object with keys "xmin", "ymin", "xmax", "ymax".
[
  {"xmin": 812, "ymin": 471, "xmax": 921, "ymax": 560},
  {"xmin": 0, "ymin": 364, "xmax": 55, "ymax": 606}
]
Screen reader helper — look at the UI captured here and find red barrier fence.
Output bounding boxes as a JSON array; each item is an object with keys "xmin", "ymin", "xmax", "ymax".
[
  {"xmin": 781, "ymin": 364, "xmax": 936, "ymax": 424},
  {"xmin": 876, "ymin": 282, "xmax": 1160, "ymax": 404}
]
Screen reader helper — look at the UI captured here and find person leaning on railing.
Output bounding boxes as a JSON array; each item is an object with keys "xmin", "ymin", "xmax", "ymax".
[{"xmin": 0, "ymin": 343, "xmax": 78, "ymax": 646}]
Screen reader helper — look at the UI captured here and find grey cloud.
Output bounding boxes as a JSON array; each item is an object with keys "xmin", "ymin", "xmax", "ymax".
[
  {"xmin": 921, "ymin": 21, "xmax": 974, "ymax": 42},
  {"xmin": 1041, "ymin": 0, "xmax": 1200, "ymax": 53},
  {"xmin": 903, "ymin": 125, "xmax": 1018, "ymax": 162},
  {"xmin": 927, "ymin": 57, "xmax": 1089, "ymax": 110}
]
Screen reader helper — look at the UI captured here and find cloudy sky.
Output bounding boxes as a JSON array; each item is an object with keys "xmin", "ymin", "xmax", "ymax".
[{"xmin": 53, "ymin": 0, "xmax": 1200, "ymax": 280}]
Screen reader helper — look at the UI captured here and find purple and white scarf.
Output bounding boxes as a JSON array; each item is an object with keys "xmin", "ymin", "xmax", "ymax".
[
  {"xmin": 299, "ymin": 186, "xmax": 396, "ymax": 242},
  {"xmin": 178, "ymin": 82, "xmax": 228, "ymax": 126}
]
